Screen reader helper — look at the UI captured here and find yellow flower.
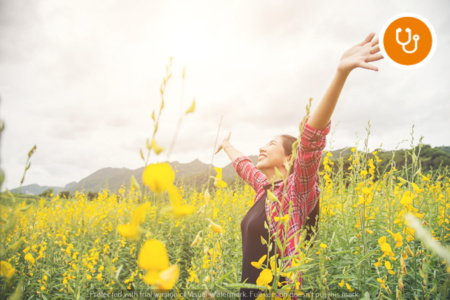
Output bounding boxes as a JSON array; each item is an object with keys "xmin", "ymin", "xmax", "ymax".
[
  {"xmin": 138, "ymin": 240, "xmax": 169, "ymax": 272},
  {"xmin": 167, "ymin": 186, "xmax": 195, "ymax": 217},
  {"xmin": 97, "ymin": 273, "xmax": 103, "ymax": 281},
  {"xmin": 213, "ymin": 167, "xmax": 227, "ymax": 188},
  {"xmin": 142, "ymin": 163, "xmax": 175, "ymax": 194},
  {"xmin": 360, "ymin": 170, "xmax": 368, "ymax": 177},
  {"xmin": 0, "ymin": 261, "xmax": 15, "ymax": 278},
  {"xmin": 338, "ymin": 279, "xmax": 345, "ymax": 288},
  {"xmin": 157, "ymin": 264, "xmax": 179, "ymax": 291},
  {"xmin": 143, "ymin": 270, "xmax": 160, "ymax": 285},
  {"xmin": 345, "ymin": 282, "xmax": 354, "ymax": 292},
  {"xmin": 211, "ymin": 223, "xmax": 224, "ymax": 234},
  {"xmin": 392, "ymin": 232, "xmax": 403, "ymax": 248},
  {"xmin": 116, "ymin": 202, "xmax": 150, "ymax": 240},
  {"xmin": 25, "ymin": 253, "xmax": 35, "ymax": 265},
  {"xmin": 138, "ymin": 239, "xmax": 179, "ymax": 290},
  {"xmin": 255, "ymin": 294, "xmax": 266, "ymax": 300},
  {"xmin": 411, "ymin": 182, "xmax": 424, "ymax": 194},
  {"xmin": 251, "ymin": 255, "xmax": 267, "ymax": 269},
  {"xmin": 187, "ymin": 269, "xmax": 199, "ymax": 283},
  {"xmin": 131, "ymin": 202, "xmax": 151, "ymax": 226},
  {"xmin": 274, "ymin": 214, "xmax": 290, "ymax": 222},
  {"xmin": 117, "ymin": 223, "xmax": 141, "ymax": 241},
  {"xmin": 173, "ymin": 204, "xmax": 195, "ymax": 218},
  {"xmin": 319, "ymin": 243, "xmax": 327, "ymax": 249},
  {"xmin": 362, "ymin": 187, "xmax": 372, "ymax": 195},
  {"xmin": 419, "ymin": 173, "xmax": 430, "ymax": 182},
  {"xmin": 256, "ymin": 268, "xmax": 273, "ymax": 287},
  {"xmin": 385, "ymin": 261, "xmax": 395, "ymax": 275},
  {"xmin": 365, "ymin": 229, "xmax": 374, "ymax": 234},
  {"xmin": 377, "ymin": 278, "xmax": 386, "ymax": 289},
  {"xmin": 207, "ymin": 219, "xmax": 224, "ymax": 234},
  {"xmin": 86, "ymin": 274, "xmax": 92, "ymax": 280},
  {"xmin": 378, "ymin": 236, "xmax": 386, "ymax": 247},
  {"xmin": 381, "ymin": 242, "xmax": 395, "ymax": 257}
]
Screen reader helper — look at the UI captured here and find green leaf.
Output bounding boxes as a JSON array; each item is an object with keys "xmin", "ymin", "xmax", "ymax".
[{"xmin": 261, "ymin": 236, "xmax": 267, "ymax": 245}]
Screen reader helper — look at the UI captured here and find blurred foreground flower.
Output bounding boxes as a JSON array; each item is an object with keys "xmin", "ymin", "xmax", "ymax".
[
  {"xmin": 143, "ymin": 163, "xmax": 194, "ymax": 217},
  {"xmin": 0, "ymin": 261, "xmax": 15, "ymax": 279},
  {"xmin": 138, "ymin": 240, "xmax": 179, "ymax": 291},
  {"xmin": 167, "ymin": 186, "xmax": 195, "ymax": 217},
  {"xmin": 117, "ymin": 202, "xmax": 150, "ymax": 241},
  {"xmin": 143, "ymin": 163, "xmax": 175, "ymax": 194},
  {"xmin": 213, "ymin": 167, "xmax": 227, "ymax": 188}
]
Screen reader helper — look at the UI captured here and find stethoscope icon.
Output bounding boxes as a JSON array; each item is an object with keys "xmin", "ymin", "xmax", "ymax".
[{"xmin": 396, "ymin": 28, "xmax": 419, "ymax": 54}]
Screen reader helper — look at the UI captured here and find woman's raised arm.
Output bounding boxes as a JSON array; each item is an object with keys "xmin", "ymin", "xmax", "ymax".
[
  {"xmin": 307, "ymin": 32, "xmax": 383, "ymax": 130},
  {"xmin": 215, "ymin": 132, "xmax": 245, "ymax": 162}
]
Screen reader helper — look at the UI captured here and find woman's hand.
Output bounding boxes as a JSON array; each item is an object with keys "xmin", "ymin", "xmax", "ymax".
[
  {"xmin": 337, "ymin": 32, "xmax": 384, "ymax": 75},
  {"xmin": 215, "ymin": 132, "xmax": 232, "ymax": 154}
]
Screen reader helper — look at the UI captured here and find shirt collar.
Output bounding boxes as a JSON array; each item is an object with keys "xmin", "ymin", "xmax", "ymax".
[{"xmin": 263, "ymin": 180, "xmax": 284, "ymax": 191}]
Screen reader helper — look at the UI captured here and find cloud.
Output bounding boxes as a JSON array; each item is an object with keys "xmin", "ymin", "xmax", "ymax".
[{"xmin": 1, "ymin": 0, "xmax": 449, "ymax": 189}]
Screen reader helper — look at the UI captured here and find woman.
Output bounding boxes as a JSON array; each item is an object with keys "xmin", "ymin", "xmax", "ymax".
[{"xmin": 215, "ymin": 32, "xmax": 383, "ymax": 299}]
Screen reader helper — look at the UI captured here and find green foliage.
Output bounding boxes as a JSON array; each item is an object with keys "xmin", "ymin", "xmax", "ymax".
[
  {"xmin": 39, "ymin": 188, "xmax": 54, "ymax": 198},
  {"xmin": 59, "ymin": 191, "xmax": 71, "ymax": 199}
]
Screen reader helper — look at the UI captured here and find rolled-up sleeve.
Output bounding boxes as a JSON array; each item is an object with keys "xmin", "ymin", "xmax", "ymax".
[
  {"xmin": 233, "ymin": 156, "xmax": 267, "ymax": 193},
  {"xmin": 292, "ymin": 119, "xmax": 331, "ymax": 207}
]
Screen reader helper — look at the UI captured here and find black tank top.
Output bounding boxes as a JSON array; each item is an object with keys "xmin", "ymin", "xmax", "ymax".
[
  {"xmin": 240, "ymin": 182, "xmax": 319, "ymax": 300},
  {"xmin": 240, "ymin": 182, "xmax": 286, "ymax": 299}
]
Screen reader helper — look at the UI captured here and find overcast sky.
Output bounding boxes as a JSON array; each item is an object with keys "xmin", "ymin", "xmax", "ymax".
[{"xmin": 1, "ymin": 0, "xmax": 449, "ymax": 189}]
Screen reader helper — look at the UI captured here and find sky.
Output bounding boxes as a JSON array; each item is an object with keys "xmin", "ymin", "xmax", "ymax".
[{"xmin": 0, "ymin": 0, "xmax": 449, "ymax": 189}]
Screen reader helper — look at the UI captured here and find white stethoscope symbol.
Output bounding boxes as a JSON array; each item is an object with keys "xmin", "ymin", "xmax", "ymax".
[{"xmin": 396, "ymin": 28, "xmax": 419, "ymax": 54}]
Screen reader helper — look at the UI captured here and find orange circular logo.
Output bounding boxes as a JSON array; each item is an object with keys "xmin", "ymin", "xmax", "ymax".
[{"xmin": 380, "ymin": 13, "xmax": 436, "ymax": 69}]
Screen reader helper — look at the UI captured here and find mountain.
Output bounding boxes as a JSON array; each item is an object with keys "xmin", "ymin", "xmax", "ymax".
[
  {"xmin": 9, "ymin": 184, "xmax": 62, "ymax": 195},
  {"xmin": 12, "ymin": 158, "xmax": 236, "ymax": 195},
  {"xmin": 10, "ymin": 144, "xmax": 450, "ymax": 196}
]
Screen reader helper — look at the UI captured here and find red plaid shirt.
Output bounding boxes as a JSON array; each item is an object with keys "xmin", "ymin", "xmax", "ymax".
[{"xmin": 233, "ymin": 118, "xmax": 331, "ymax": 281}]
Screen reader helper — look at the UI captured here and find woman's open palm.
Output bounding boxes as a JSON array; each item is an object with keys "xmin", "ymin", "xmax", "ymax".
[{"xmin": 338, "ymin": 32, "xmax": 384, "ymax": 74}]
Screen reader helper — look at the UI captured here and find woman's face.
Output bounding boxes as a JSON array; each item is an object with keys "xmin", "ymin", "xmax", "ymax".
[{"xmin": 256, "ymin": 136, "xmax": 290, "ymax": 174}]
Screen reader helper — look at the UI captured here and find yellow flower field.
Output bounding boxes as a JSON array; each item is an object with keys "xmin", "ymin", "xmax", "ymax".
[
  {"xmin": 1, "ymin": 150, "xmax": 449, "ymax": 299},
  {"xmin": 1, "ymin": 61, "xmax": 449, "ymax": 299}
]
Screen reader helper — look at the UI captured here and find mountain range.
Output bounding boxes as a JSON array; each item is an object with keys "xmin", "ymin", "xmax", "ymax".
[
  {"xmin": 11, "ymin": 144, "xmax": 450, "ymax": 196},
  {"xmin": 10, "ymin": 156, "xmax": 258, "ymax": 196}
]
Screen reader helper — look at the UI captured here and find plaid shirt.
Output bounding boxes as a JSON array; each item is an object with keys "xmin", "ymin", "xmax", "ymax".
[{"xmin": 233, "ymin": 118, "xmax": 331, "ymax": 282}]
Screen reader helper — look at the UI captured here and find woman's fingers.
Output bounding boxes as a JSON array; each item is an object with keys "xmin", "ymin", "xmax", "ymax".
[
  {"xmin": 371, "ymin": 44, "xmax": 380, "ymax": 54},
  {"xmin": 358, "ymin": 32, "xmax": 376, "ymax": 46},
  {"xmin": 366, "ymin": 53, "xmax": 384, "ymax": 62},
  {"xmin": 371, "ymin": 36, "xmax": 379, "ymax": 47},
  {"xmin": 226, "ymin": 132, "xmax": 232, "ymax": 141},
  {"xmin": 215, "ymin": 132, "xmax": 232, "ymax": 154},
  {"xmin": 359, "ymin": 62, "xmax": 378, "ymax": 72}
]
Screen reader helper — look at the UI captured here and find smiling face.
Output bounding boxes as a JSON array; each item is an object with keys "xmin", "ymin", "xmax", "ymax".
[{"xmin": 256, "ymin": 136, "xmax": 292, "ymax": 178}]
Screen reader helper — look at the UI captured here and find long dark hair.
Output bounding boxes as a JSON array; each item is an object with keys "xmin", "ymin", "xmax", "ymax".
[{"xmin": 279, "ymin": 134, "xmax": 297, "ymax": 175}]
